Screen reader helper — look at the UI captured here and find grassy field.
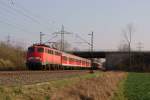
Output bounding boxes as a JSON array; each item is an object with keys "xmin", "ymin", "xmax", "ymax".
[
  {"xmin": 113, "ymin": 72, "xmax": 150, "ymax": 100},
  {"xmin": 0, "ymin": 71, "xmax": 127, "ymax": 100},
  {"xmin": 0, "ymin": 72, "xmax": 101, "ymax": 100},
  {"xmin": 52, "ymin": 71, "xmax": 126, "ymax": 100},
  {"xmin": 124, "ymin": 73, "xmax": 150, "ymax": 100}
]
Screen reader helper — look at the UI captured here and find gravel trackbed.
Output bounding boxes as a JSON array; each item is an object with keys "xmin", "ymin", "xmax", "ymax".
[{"xmin": 0, "ymin": 70, "xmax": 89, "ymax": 86}]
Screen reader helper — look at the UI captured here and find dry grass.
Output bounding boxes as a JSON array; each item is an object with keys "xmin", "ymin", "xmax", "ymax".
[
  {"xmin": 51, "ymin": 71, "xmax": 127, "ymax": 100},
  {"xmin": 0, "ymin": 71, "xmax": 126, "ymax": 100},
  {"xmin": 0, "ymin": 72, "xmax": 101, "ymax": 100}
]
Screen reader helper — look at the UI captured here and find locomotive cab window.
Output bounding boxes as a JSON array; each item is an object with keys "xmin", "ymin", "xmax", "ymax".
[
  {"xmin": 37, "ymin": 48, "xmax": 44, "ymax": 53},
  {"xmin": 28, "ymin": 47, "xmax": 34, "ymax": 53}
]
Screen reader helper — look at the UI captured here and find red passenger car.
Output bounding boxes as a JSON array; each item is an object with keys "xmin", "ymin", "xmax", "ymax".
[
  {"xmin": 26, "ymin": 44, "xmax": 91, "ymax": 70},
  {"xmin": 62, "ymin": 53, "xmax": 91, "ymax": 69}
]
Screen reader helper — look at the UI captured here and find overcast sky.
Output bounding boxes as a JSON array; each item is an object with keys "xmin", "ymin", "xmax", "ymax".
[{"xmin": 0, "ymin": 0, "xmax": 150, "ymax": 50}]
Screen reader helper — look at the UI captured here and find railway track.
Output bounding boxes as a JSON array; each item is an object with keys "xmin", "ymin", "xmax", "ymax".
[{"xmin": 0, "ymin": 70, "xmax": 90, "ymax": 86}]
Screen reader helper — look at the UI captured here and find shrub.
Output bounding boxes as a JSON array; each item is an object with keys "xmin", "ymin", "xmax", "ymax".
[{"xmin": 0, "ymin": 42, "xmax": 26, "ymax": 70}]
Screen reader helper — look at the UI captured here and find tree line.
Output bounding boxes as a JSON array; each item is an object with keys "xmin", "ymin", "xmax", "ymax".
[{"xmin": 0, "ymin": 42, "xmax": 26, "ymax": 70}]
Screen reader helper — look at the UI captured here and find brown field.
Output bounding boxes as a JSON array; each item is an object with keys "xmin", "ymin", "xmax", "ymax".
[
  {"xmin": 51, "ymin": 71, "xmax": 127, "ymax": 100},
  {"xmin": 0, "ymin": 71, "xmax": 126, "ymax": 100}
]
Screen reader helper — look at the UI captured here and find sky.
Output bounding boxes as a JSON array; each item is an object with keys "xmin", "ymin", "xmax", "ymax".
[{"xmin": 0, "ymin": 0, "xmax": 150, "ymax": 50}]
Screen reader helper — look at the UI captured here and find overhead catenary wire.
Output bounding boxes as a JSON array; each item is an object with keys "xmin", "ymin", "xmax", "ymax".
[
  {"xmin": 0, "ymin": 14, "xmax": 35, "ymax": 33},
  {"xmin": 0, "ymin": 3, "xmax": 32, "ymax": 24},
  {"xmin": 43, "ymin": 34, "xmax": 58, "ymax": 44},
  {"xmin": 0, "ymin": 2, "xmax": 38, "ymax": 33},
  {"xmin": 11, "ymin": 1, "xmax": 54, "ymax": 29},
  {"xmin": 0, "ymin": 5, "xmax": 43, "ymax": 34},
  {"xmin": 0, "ymin": 0, "xmax": 51, "ymax": 32},
  {"xmin": 0, "ymin": 19, "xmax": 34, "ymax": 33},
  {"xmin": 75, "ymin": 34, "xmax": 91, "ymax": 46}
]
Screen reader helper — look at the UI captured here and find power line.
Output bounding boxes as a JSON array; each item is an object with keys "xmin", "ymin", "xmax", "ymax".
[
  {"xmin": 12, "ymin": 1, "xmax": 53, "ymax": 29},
  {"xmin": 8, "ymin": 0, "xmax": 54, "ymax": 31},
  {"xmin": 0, "ymin": 14, "xmax": 34, "ymax": 33},
  {"xmin": 0, "ymin": 5, "xmax": 41, "ymax": 34},
  {"xmin": 9, "ymin": 0, "xmax": 14, "ymax": 5},
  {"xmin": 0, "ymin": 19, "xmax": 34, "ymax": 33},
  {"xmin": 53, "ymin": 25, "xmax": 72, "ymax": 51},
  {"xmin": 0, "ymin": 0, "xmax": 51, "ymax": 31},
  {"xmin": 75, "ymin": 34, "xmax": 90, "ymax": 45},
  {"xmin": 44, "ymin": 35, "xmax": 58, "ymax": 44}
]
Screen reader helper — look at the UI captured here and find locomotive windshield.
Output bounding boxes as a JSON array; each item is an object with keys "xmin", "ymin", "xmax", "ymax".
[
  {"xmin": 37, "ymin": 48, "xmax": 44, "ymax": 53},
  {"xmin": 28, "ymin": 47, "xmax": 34, "ymax": 53}
]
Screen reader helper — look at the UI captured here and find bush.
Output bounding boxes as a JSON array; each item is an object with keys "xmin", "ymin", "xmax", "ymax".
[
  {"xmin": 115, "ymin": 54, "xmax": 150, "ymax": 72},
  {"xmin": 0, "ymin": 42, "xmax": 26, "ymax": 70}
]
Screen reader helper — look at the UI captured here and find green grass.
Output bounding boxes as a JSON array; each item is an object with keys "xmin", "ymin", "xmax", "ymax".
[
  {"xmin": 113, "ymin": 72, "xmax": 150, "ymax": 100},
  {"xmin": 113, "ymin": 78, "xmax": 127, "ymax": 100},
  {"xmin": 124, "ymin": 72, "xmax": 150, "ymax": 100}
]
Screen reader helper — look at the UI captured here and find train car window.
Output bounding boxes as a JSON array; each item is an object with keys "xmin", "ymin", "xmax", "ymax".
[
  {"xmin": 82, "ymin": 61, "xmax": 85, "ymax": 64},
  {"xmin": 28, "ymin": 47, "xmax": 34, "ymax": 53},
  {"xmin": 63, "ymin": 56, "xmax": 67, "ymax": 61},
  {"xmin": 69, "ymin": 58, "xmax": 74, "ymax": 62},
  {"xmin": 76, "ymin": 59, "xmax": 78, "ymax": 62},
  {"xmin": 55, "ymin": 51, "xmax": 58, "ymax": 55},
  {"xmin": 45, "ymin": 49, "xmax": 48, "ymax": 53},
  {"xmin": 79, "ymin": 60, "xmax": 81, "ymax": 63},
  {"xmin": 58, "ymin": 52, "xmax": 61, "ymax": 56},
  {"xmin": 48, "ymin": 50, "xmax": 53, "ymax": 54},
  {"xmin": 37, "ymin": 48, "xmax": 44, "ymax": 53},
  {"xmin": 55, "ymin": 51, "xmax": 61, "ymax": 56}
]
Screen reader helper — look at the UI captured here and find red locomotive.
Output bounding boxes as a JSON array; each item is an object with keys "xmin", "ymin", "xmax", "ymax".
[{"xmin": 26, "ymin": 44, "xmax": 91, "ymax": 70}]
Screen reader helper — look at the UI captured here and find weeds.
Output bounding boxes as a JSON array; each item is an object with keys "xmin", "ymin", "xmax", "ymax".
[
  {"xmin": 45, "ymin": 96, "xmax": 50, "ymax": 100},
  {"xmin": 0, "ymin": 87, "xmax": 4, "ymax": 93},
  {"xmin": 0, "ymin": 72, "xmax": 101, "ymax": 100},
  {"xmin": 13, "ymin": 87, "xmax": 23, "ymax": 95},
  {"xmin": 51, "ymin": 71, "xmax": 126, "ymax": 100}
]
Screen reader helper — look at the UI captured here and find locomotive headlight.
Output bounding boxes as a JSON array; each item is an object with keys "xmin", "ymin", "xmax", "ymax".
[
  {"xmin": 28, "ymin": 57, "xmax": 34, "ymax": 60},
  {"xmin": 35, "ymin": 57, "xmax": 41, "ymax": 60},
  {"xmin": 28, "ymin": 57, "xmax": 41, "ymax": 61}
]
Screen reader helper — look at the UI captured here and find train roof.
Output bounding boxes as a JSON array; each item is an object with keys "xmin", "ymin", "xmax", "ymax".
[
  {"xmin": 62, "ymin": 52, "xmax": 91, "ymax": 62},
  {"xmin": 29, "ymin": 43, "xmax": 58, "ymax": 50}
]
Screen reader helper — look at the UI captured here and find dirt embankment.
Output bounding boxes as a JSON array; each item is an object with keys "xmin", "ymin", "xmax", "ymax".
[{"xmin": 51, "ymin": 71, "xmax": 127, "ymax": 100}]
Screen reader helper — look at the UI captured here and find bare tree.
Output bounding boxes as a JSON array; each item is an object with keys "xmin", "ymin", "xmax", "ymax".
[
  {"xmin": 122, "ymin": 23, "xmax": 135, "ymax": 68},
  {"xmin": 118, "ymin": 42, "xmax": 130, "ymax": 51}
]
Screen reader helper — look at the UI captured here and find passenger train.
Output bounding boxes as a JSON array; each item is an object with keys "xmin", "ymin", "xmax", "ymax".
[{"xmin": 26, "ymin": 44, "xmax": 91, "ymax": 70}]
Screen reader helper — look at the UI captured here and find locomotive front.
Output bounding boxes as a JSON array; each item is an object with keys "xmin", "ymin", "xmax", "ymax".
[{"xmin": 26, "ymin": 45, "xmax": 44, "ymax": 70}]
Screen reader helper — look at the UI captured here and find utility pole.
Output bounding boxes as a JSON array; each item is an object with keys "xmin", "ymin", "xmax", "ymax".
[
  {"xmin": 129, "ymin": 28, "xmax": 131, "ymax": 70},
  {"xmin": 88, "ymin": 32, "xmax": 94, "ymax": 71},
  {"xmin": 6, "ymin": 35, "xmax": 10, "ymax": 45},
  {"xmin": 61, "ymin": 25, "xmax": 65, "ymax": 51},
  {"xmin": 137, "ymin": 42, "xmax": 143, "ymax": 51},
  {"xmin": 137, "ymin": 42, "xmax": 144, "ymax": 69},
  {"xmin": 53, "ymin": 25, "xmax": 71, "ymax": 51},
  {"xmin": 88, "ymin": 31, "xmax": 94, "ymax": 51},
  {"xmin": 40, "ymin": 32, "xmax": 45, "ymax": 44}
]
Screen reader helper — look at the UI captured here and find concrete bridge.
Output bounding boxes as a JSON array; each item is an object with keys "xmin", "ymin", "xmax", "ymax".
[
  {"xmin": 69, "ymin": 50, "xmax": 150, "ymax": 69},
  {"xmin": 69, "ymin": 50, "xmax": 150, "ymax": 58}
]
